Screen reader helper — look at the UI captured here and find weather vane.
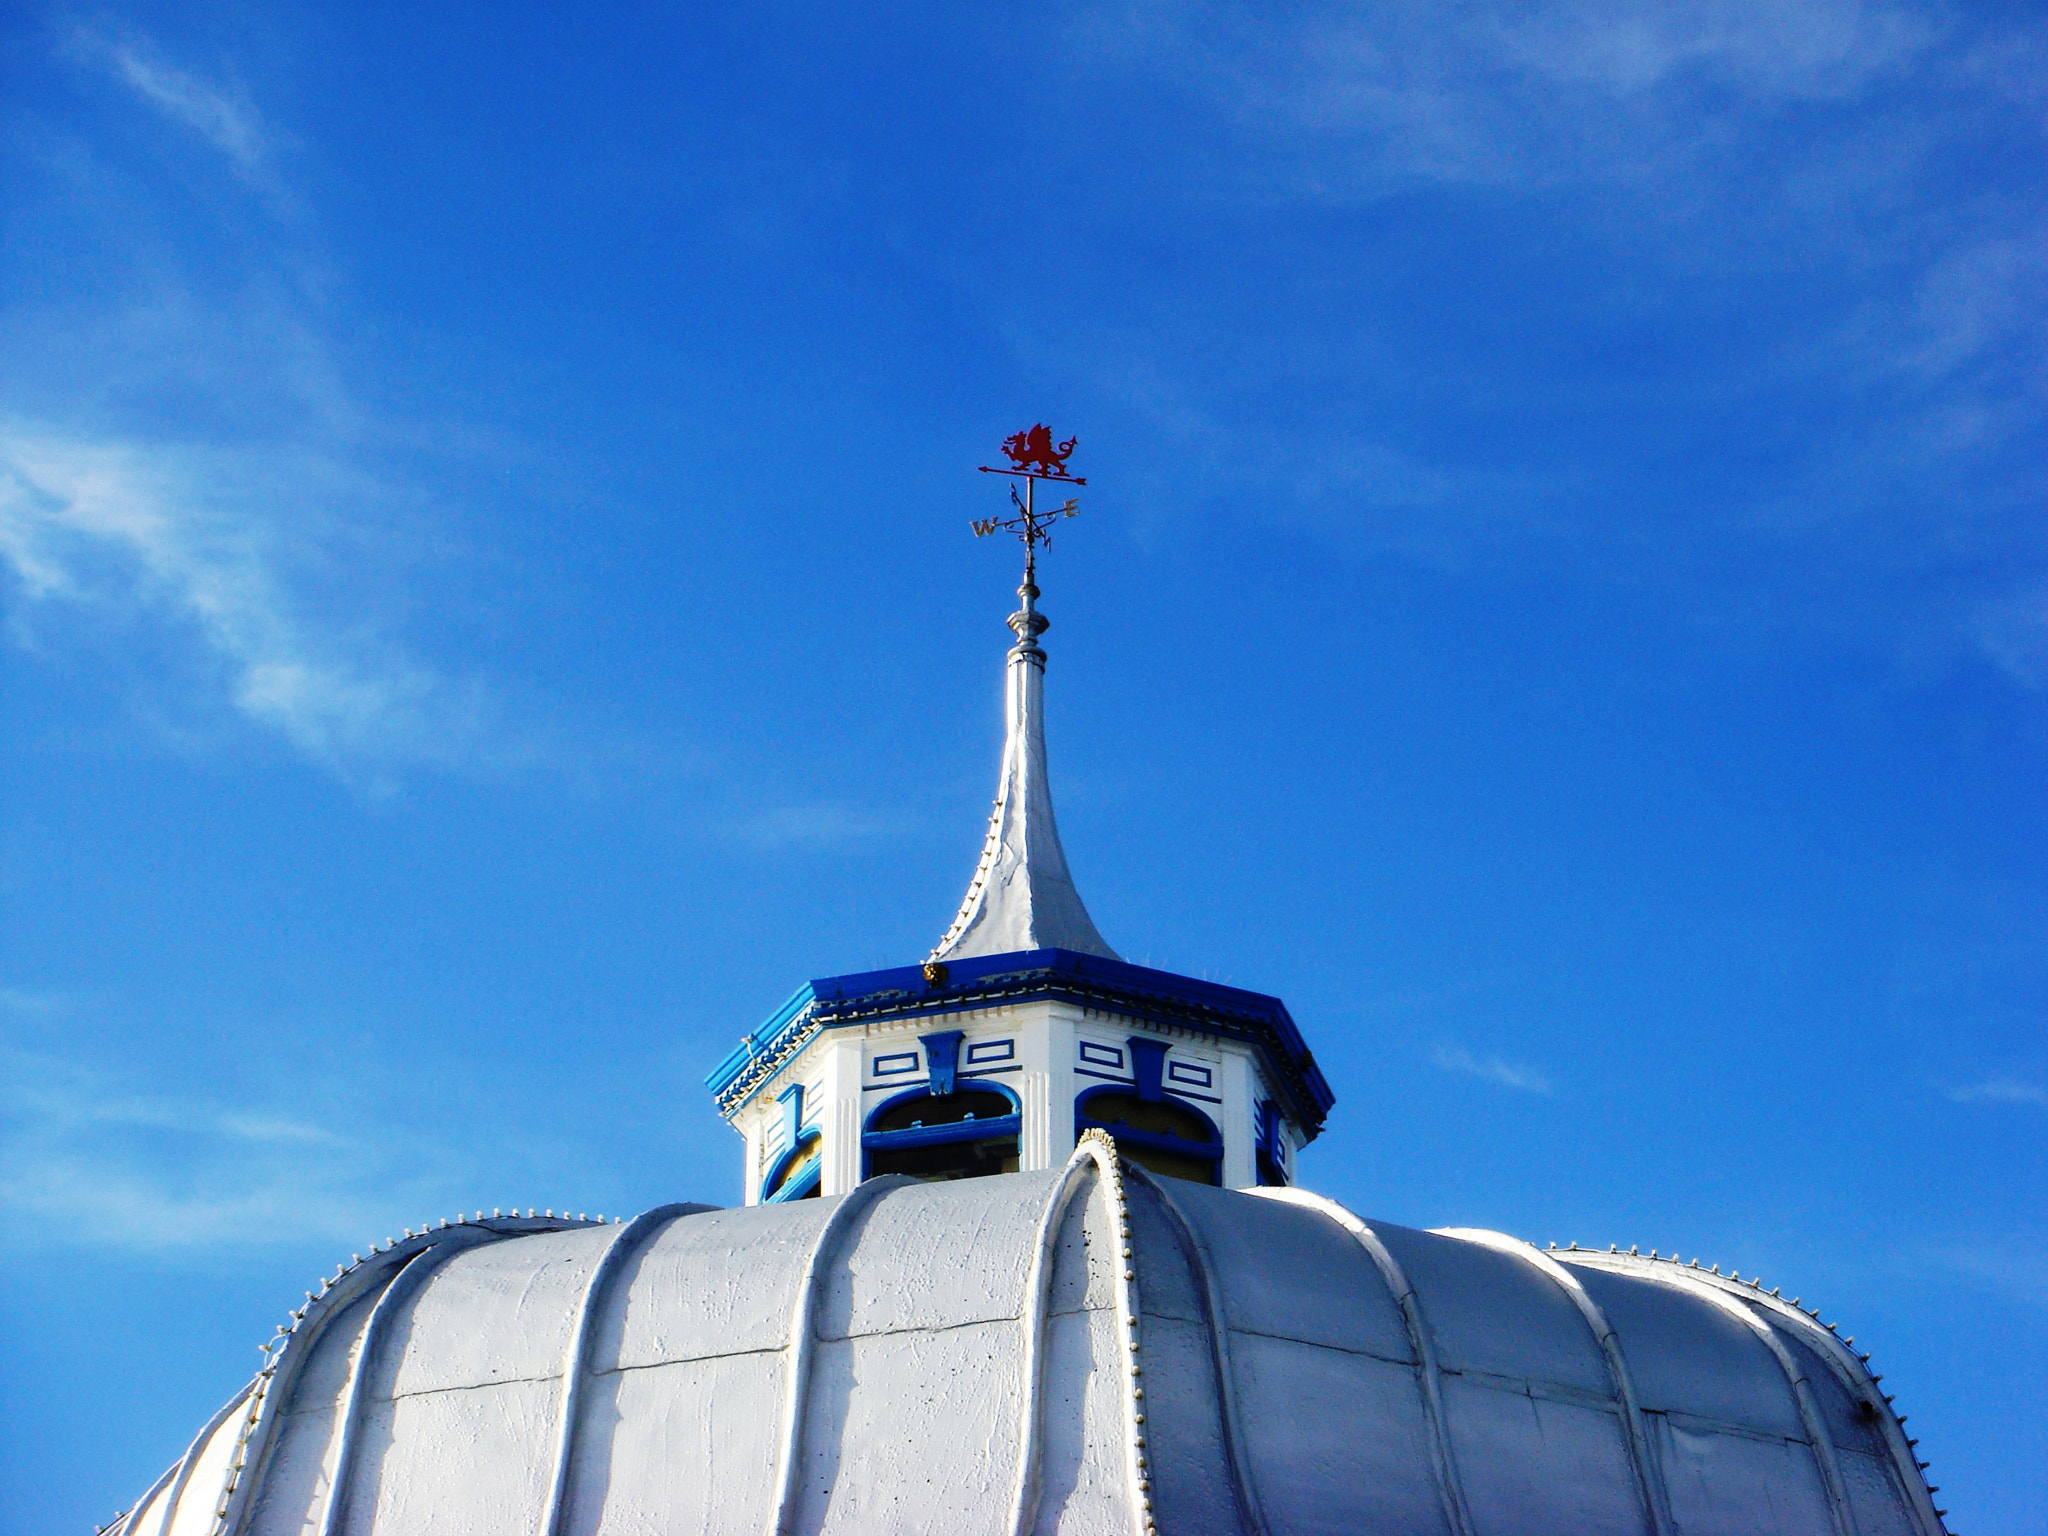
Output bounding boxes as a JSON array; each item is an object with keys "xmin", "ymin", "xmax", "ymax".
[{"xmin": 972, "ymin": 425, "xmax": 1085, "ymax": 580}]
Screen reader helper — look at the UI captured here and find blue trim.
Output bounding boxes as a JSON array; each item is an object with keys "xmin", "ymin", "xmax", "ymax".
[
  {"xmin": 765, "ymin": 1154, "xmax": 822, "ymax": 1202},
  {"xmin": 777, "ymin": 1082, "xmax": 804, "ymax": 1152},
  {"xmin": 922, "ymin": 1029, "xmax": 964, "ymax": 1097},
  {"xmin": 1075, "ymin": 1067, "xmax": 1134, "ymax": 1086},
  {"xmin": 705, "ymin": 982, "xmax": 817, "ymax": 1095},
  {"xmin": 712, "ymin": 948, "xmax": 1334, "ymax": 1138},
  {"xmin": 862, "ymin": 1079, "xmax": 1023, "ymax": 1166},
  {"xmin": 762, "ymin": 1127, "xmax": 822, "ymax": 1202},
  {"xmin": 862, "ymin": 1114, "xmax": 1023, "ymax": 1153},
  {"xmin": 1076, "ymin": 1084, "xmax": 1223, "ymax": 1167},
  {"xmin": 1256, "ymin": 1099, "xmax": 1290, "ymax": 1186},
  {"xmin": 866, "ymin": 1078, "xmax": 1021, "ymax": 1128},
  {"xmin": 861, "ymin": 1076, "xmax": 1023, "ymax": 1179},
  {"xmin": 862, "ymin": 1064, "xmax": 1023, "ymax": 1091},
  {"xmin": 1128, "ymin": 1037, "xmax": 1168, "ymax": 1102}
]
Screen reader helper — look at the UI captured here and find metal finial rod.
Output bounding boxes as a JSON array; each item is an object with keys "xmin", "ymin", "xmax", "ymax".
[{"xmin": 931, "ymin": 428, "xmax": 1118, "ymax": 964}]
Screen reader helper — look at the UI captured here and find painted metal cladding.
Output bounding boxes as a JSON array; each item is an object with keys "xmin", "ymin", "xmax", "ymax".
[
  {"xmin": 120, "ymin": 1163, "xmax": 1939, "ymax": 1536},
  {"xmin": 708, "ymin": 947, "xmax": 1334, "ymax": 1137}
]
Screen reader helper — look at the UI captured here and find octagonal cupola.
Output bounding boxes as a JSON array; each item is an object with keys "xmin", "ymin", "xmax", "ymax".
[{"xmin": 705, "ymin": 436, "xmax": 1332, "ymax": 1202}]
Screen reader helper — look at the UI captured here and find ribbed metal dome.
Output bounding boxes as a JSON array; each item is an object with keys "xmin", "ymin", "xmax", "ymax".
[{"xmin": 116, "ymin": 1137, "xmax": 1941, "ymax": 1536}]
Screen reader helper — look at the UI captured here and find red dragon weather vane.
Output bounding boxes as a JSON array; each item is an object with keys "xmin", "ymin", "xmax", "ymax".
[{"xmin": 973, "ymin": 425, "xmax": 1085, "ymax": 563}]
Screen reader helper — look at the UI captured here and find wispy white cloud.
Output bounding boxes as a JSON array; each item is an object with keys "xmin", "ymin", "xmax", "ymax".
[
  {"xmin": 0, "ymin": 1048, "xmax": 403, "ymax": 1252},
  {"xmin": 0, "ymin": 30, "xmax": 553, "ymax": 786},
  {"xmin": 0, "ymin": 1032, "xmax": 618, "ymax": 1256},
  {"xmin": 1945, "ymin": 1076, "xmax": 2048, "ymax": 1107},
  {"xmin": 70, "ymin": 28, "xmax": 272, "ymax": 179},
  {"xmin": 1937, "ymin": 1227, "xmax": 2048, "ymax": 1307},
  {"xmin": 1061, "ymin": 4, "xmax": 2048, "ymax": 688},
  {"xmin": 1077, "ymin": 0, "xmax": 1937, "ymax": 193},
  {"xmin": 1432, "ymin": 1041, "xmax": 1553, "ymax": 1094},
  {"xmin": 0, "ymin": 427, "xmax": 490, "ymax": 782}
]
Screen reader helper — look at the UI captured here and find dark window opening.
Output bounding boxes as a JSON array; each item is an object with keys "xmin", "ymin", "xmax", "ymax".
[
  {"xmin": 863, "ymin": 1086, "xmax": 1022, "ymax": 1185},
  {"xmin": 866, "ymin": 1133, "xmax": 1021, "ymax": 1182},
  {"xmin": 1077, "ymin": 1090, "xmax": 1222, "ymax": 1187}
]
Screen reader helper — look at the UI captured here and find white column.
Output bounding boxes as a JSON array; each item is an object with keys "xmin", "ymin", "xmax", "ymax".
[
  {"xmin": 820, "ymin": 1035, "xmax": 865, "ymax": 1196},
  {"xmin": 1218, "ymin": 1045, "xmax": 1256, "ymax": 1189},
  {"xmin": 1011, "ymin": 1002, "xmax": 1050, "ymax": 1170},
  {"xmin": 1038, "ymin": 1005, "xmax": 1080, "ymax": 1169},
  {"xmin": 742, "ymin": 1114, "xmax": 765, "ymax": 1206}
]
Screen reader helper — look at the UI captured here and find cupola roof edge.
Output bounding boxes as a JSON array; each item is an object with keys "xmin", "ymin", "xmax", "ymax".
[{"xmin": 706, "ymin": 945, "xmax": 1334, "ymax": 1135}]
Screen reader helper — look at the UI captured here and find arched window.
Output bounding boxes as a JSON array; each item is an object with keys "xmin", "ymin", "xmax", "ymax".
[
  {"xmin": 1076, "ymin": 1087, "xmax": 1221, "ymax": 1186},
  {"xmin": 763, "ymin": 1129, "xmax": 823, "ymax": 1202},
  {"xmin": 862, "ymin": 1083, "xmax": 1021, "ymax": 1183}
]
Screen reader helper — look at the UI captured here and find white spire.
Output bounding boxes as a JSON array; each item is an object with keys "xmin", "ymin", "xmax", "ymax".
[{"xmin": 930, "ymin": 563, "xmax": 1119, "ymax": 962}]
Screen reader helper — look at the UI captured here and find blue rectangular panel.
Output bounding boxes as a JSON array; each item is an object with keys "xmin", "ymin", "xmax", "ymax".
[
  {"xmin": 966, "ymin": 1039, "xmax": 1015, "ymax": 1064},
  {"xmin": 1078, "ymin": 1041, "xmax": 1124, "ymax": 1067},
  {"xmin": 873, "ymin": 1052, "xmax": 920, "ymax": 1076},
  {"xmin": 1167, "ymin": 1061, "xmax": 1213, "ymax": 1088}
]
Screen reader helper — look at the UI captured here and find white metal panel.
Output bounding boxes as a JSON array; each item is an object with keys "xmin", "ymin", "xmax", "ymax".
[
  {"xmin": 1120, "ymin": 1178, "xmax": 1203, "ymax": 1326},
  {"xmin": 796, "ymin": 1318, "xmax": 1029, "ymax": 1535},
  {"xmin": 597, "ymin": 1201, "xmax": 835, "ymax": 1371},
  {"xmin": 245, "ymin": 1290, "xmax": 380, "ymax": 1536},
  {"xmin": 1034, "ymin": 1305, "xmax": 1132, "ymax": 1536},
  {"xmin": 1572, "ymin": 1265, "xmax": 1805, "ymax": 1437},
  {"xmin": 1045, "ymin": 1174, "xmax": 1121, "ymax": 1320},
  {"xmin": 1132, "ymin": 1312, "xmax": 1240, "ymax": 1535},
  {"xmin": 566, "ymin": 1353, "xmax": 786, "ymax": 1536},
  {"xmin": 822, "ymin": 1169, "xmax": 1057, "ymax": 1339},
  {"xmin": 1770, "ymin": 1326, "xmax": 1891, "ymax": 1458},
  {"xmin": 123, "ymin": 1473, "xmax": 177, "ymax": 1536},
  {"xmin": 346, "ymin": 1380, "xmax": 559, "ymax": 1536},
  {"xmin": 1170, "ymin": 1181, "xmax": 1414, "ymax": 1361},
  {"xmin": 1376, "ymin": 1226, "xmax": 1616, "ymax": 1393},
  {"xmin": 165, "ymin": 1390, "xmax": 257, "ymax": 1536},
  {"xmin": 1232, "ymin": 1333, "xmax": 1453, "ymax": 1536},
  {"xmin": 1652, "ymin": 1416, "xmax": 1836, "ymax": 1536},
  {"xmin": 245, "ymin": 1400, "xmax": 342, "ymax": 1536},
  {"xmin": 379, "ymin": 1227, "xmax": 612, "ymax": 1397},
  {"xmin": 1440, "ymin": 1381, "xmax": 1644, "ymax": 1536},
  {"xmin": 1836, "ymin": 1449, "xmax": 1920, "ymax": 1536}
]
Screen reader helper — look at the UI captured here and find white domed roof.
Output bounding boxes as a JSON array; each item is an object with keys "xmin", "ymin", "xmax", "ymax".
[{"xmin": 117, "ymin": 1140, "xmax": 1940, "ymax": 1536}]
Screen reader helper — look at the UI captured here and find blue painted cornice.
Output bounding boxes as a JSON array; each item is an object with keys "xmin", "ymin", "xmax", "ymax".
[{"xmin": 706, "ymin": 948, "xmax": 1334, "ymax": 1139}]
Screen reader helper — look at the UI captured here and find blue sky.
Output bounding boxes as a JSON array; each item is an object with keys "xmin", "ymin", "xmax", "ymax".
[{"xmin": 2, "ymin": 1, "xmax": 2043, "ymax": 1530}]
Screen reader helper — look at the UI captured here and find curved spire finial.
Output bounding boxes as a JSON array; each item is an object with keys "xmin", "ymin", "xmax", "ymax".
[{"xmin": 932, "ymin": 435, "xmax": 1117, "ymax": 963}]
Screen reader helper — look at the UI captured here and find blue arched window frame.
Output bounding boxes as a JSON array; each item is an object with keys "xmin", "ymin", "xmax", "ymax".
[
  {"xmin": 1073, "ymin": 1036, "xmax": 1224, "ymax": 1181},
  {"xmin": 761, "ymin": 1081, "xmax": 825, "ymax": 1203},
  {"xmin": 860, "ymin": 1064, "xmax": 1024, "ymax": 1187},
  {"xmin": 1074, "ymin": 1084, "xmax": 1223, "ymax": 1175},
  {"xmin": 762, "ymin": 1127, "xmax": 824, "ymax": 1202}
]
